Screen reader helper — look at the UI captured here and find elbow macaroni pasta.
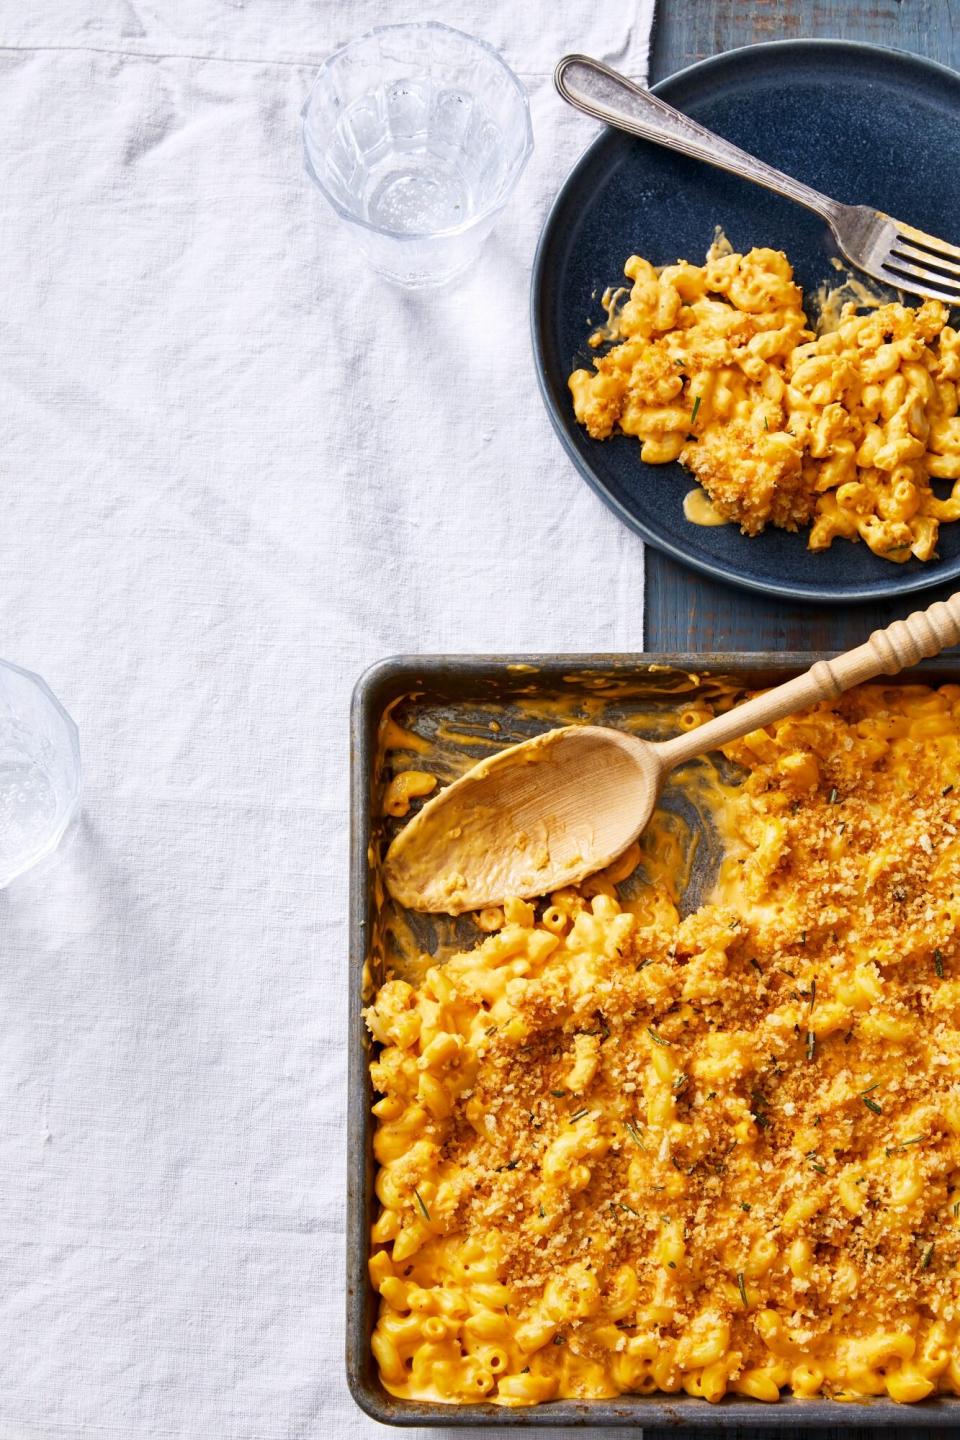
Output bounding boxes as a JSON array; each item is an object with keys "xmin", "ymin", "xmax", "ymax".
[
  {"xmin": 568, "ymin": 242, "xmax": 960, "ymax": 562},
  {"xmin": 366, "ymin": 684, "xmax": 960, "ymax": 1407}
]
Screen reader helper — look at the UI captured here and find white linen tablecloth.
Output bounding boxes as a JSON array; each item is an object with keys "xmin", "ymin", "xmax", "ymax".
[{"xmin": 0, "ymin": 3, "xmax": 655, "ymax": 1435}]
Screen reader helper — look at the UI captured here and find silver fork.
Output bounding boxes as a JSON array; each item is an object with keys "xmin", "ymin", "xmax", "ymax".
[{"xmin": 555, "ymin": 54, "xmax": 960, "ymax": 306}]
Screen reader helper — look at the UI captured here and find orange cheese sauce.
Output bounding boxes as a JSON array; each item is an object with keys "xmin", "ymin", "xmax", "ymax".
[{"xmin": 365, "ymin": 678, "xmax": 960, "ymax": 1409}]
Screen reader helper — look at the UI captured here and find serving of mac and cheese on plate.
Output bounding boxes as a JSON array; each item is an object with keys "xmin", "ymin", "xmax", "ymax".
[
  {"xmin": 569, "ymin": 243, "xmax": 960, "ymax": 565},
  {"xmin": 361, "ymin": 672, "xmax": 960, "ymax": 1412}
]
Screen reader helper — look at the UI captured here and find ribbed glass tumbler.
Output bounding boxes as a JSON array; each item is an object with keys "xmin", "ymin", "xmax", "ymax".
[
  {"xmin": 0, "ymin": 660, "xmax": 80, "ymax": 887},
  {"xmin": 303, "ymin": 22, "xmax": 534, "ymax": 288}
]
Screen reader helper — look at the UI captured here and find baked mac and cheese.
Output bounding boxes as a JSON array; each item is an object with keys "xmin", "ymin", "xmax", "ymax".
[
  {"xmin": 568, "ymin": 243, "xmax": 960, "ymax": 562},
  {"xmin": 366, "ymin": 684, "xmax": 960, "ymax": 1406}
]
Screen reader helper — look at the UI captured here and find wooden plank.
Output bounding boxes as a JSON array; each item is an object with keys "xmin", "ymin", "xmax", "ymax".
[
  {"xmin": 642, "ymin": 22, "xmax": 959, "ymax": 1440},
  {"xmin": 650, "ymin": 0, "xmax": 957, "ymax": 72},
  {"xmin": 644, "ymin": 0, "xmax": 960, "ymax": 651}
]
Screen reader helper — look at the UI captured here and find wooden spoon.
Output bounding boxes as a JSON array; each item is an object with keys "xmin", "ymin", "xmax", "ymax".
[{"xmin": 384, "ymin": 596, "xmax": 960, "ymax": 914}]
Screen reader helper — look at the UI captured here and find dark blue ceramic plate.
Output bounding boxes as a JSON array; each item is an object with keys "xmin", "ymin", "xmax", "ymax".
[{"xmin": 532, "ymin": 40, "xmax": 960, "ymax": 603}]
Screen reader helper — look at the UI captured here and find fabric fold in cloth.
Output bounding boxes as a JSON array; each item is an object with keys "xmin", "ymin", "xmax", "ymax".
[{"xmin": 0, "ymin": 1, "xmax": 655, "ymax": 1435}]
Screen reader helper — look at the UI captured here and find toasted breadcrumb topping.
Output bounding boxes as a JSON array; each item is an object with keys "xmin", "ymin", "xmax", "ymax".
[{"xmin": 366, "ymin": 684, "xmax": 960, "ymax": 1407}]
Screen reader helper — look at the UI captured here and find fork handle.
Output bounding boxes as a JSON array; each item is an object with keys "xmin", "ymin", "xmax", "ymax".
[{"xmin": 555, "ymin": 55, "xmax": 844, "ymax": 229}]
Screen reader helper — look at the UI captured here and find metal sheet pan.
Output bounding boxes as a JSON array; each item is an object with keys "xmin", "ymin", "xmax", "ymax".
[{"xmin": 347, "ymin": 653, "xmax": 960, "ymax": 1428}]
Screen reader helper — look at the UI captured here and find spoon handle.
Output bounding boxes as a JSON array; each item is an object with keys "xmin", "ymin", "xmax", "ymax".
[{"xmin": 655, "ymin": 592, "xmax": 960, "ymax": 771}]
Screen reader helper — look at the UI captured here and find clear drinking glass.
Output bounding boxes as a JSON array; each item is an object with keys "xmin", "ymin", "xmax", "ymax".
[
  {"xmin": 0, "ymin": 660, "xmax": 80, "ymax": 887},
  {"xmin": 303, "ymin": 22, "xmax": 534, "ymax": 288}
]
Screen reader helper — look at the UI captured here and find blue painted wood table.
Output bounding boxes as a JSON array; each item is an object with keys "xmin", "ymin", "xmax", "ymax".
[
  {"xmin": 643, "ymin": 6, "xmax": 960, "ymax": 1438},
  {"xmin": 644, "ymin": 0, "xmax": 960, "ymax": 654}
]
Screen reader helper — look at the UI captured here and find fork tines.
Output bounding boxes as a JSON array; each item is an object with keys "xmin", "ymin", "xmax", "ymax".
[{"xmin": 882, "ymin": 221, "xmax": 960, "ymax": 303}]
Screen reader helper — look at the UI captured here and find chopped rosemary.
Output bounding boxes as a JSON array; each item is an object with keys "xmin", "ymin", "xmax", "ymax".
[
  {"xmin": 484, "ymin": 1024, "xmax": 497, "ymax": 1035},
  {"xmin": 800, "ymin": 931, "xmax": 807, "ymax": 946},
  {"xmin": 810, "ymin": 1160, "xmax": 827, "ymax": 1175},
  {"xmin": 647, "ymin": 1026, "xmax": 670, "ymax": 1047},
  {"xmin": 954, "ymin": 1200, "xmax": 960, "ymax": 1219},
  {"xmin": 762, "ymin": 415, "xmax": 769, "ymax": 431},
  {"xmin": 806, "ymin": 1030, "xmax": 816, "ymax": 1062},
  {"xmin": 539, "ymin": 1203, "xmax": 546, "ymax": 1218},
  {"xmin": 690, "ymin": 394, "xmax": 702, "ymax": 426},
  {"xmin": 837, "ymin": 822, "xmax": 846, "ymax": 835},
  {"xmin": 809, "ymin": 979, "xmax": 817, "ymax": 1011},
  {"xmin": 886, "ymin": 1136, "xmax": 924, "ymax": 1155},
  {"xmin": 860, "ymin": 1082, "xmax": 882, "ymax": 1094},
  {"xmin": 944, "ymin": 784, "xmax": 954, "ymax": 796},
  {"xmin": 570, "ymin": 1108, "xmax": 590, "ymax": 1122},
  {"xmin": 741, "ymin": 1202, "xmax": 752, "ymax": 1212},
  {"xmin": 636, "ymin": 958, "xmax": 653, "ymax": 972},
  {"xmin": 737, "ymin": 1271, "xmax": 748, "ymax": 1308},
  {"xmin": 414, "ymin": 1189, "xmax": 430, "ymax": 1221},
  {"xmin": 753, "ymin": 1112, "xmax": 770, "ymax": 1130},
  {"xmin": 936, "ymin": 948, "xmax": 945, "ymax": 979},
  {"xmin": 672, "ymin": 1073, "xmax": 688, "ymax": 1091},
  {"xmin": 667, "ymin": 1260, "xmax": 677, "ymax": 1269},
  {"xmin": 625, "ymin": 1120, "xmax": 645, "ymax": 1147},
  {"xmin": 862, "ymin": 1096, "xmax": 883, "ymax": 1115},
  {"xmin": 621, "ymin": 1201, "xmax": 638, "ymax": 1216},
  {"xmin": 553, "ymin": 1334, "xmax": 566, "ymax": 1345},
  {"xmin": 749, "ymin": 958, "xmax": 763, "ymax": 974},
  {"xmin": 550, "ymin": 1089, "xmax": 567, "ymax": 1097},
  {"xmin": 705, "ymin": 1090, "xmax": 717, "ymax": 1101},
  {"xmin": 829, "ymin": 787, "xmax": 839, "ymax": 804},
  {"xmin": 922, "ymin": 1242, "xmax": 935, "ymax": 1271}
]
